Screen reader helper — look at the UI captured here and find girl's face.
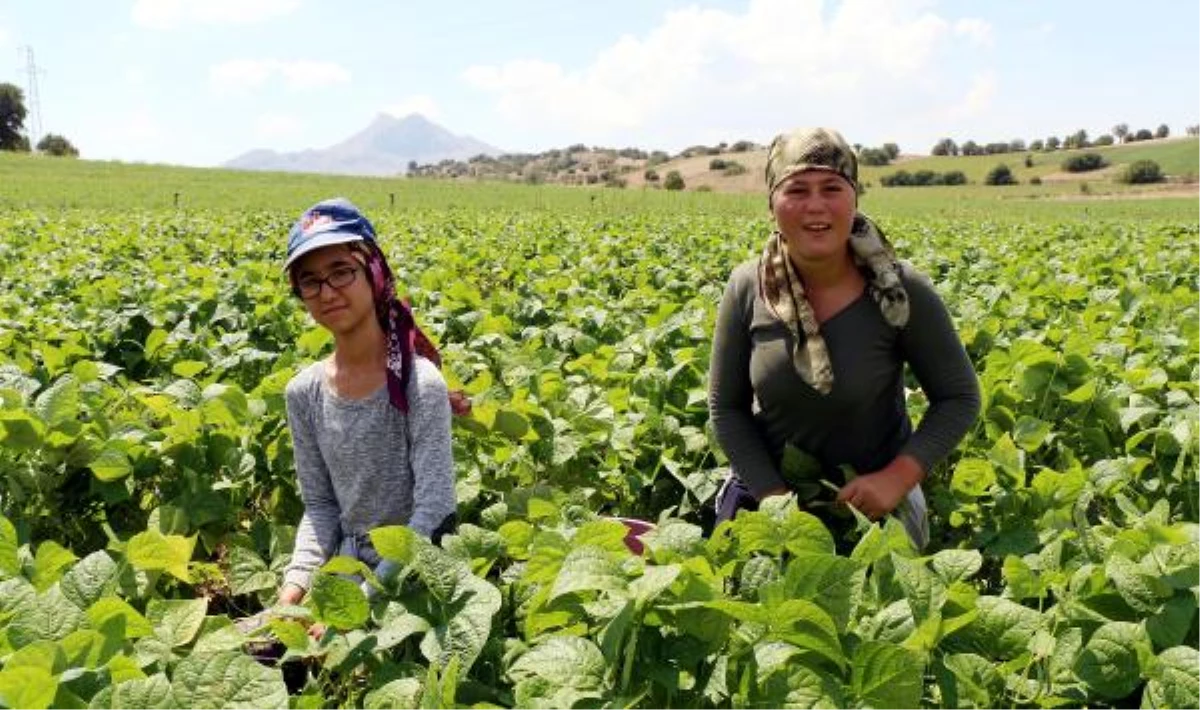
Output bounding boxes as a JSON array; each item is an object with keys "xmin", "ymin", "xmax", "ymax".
[
  {"xmin": 770, "ymin": 170, "xmax": 856, "ymax": 265},
  {"xmin": 291, "ymin": 244, "xmax": 375, "ymax": 335}
]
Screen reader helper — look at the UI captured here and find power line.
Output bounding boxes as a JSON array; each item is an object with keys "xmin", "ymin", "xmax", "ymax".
[{"xmin": 19, "ymin": 46, "xmax": 44, "ymax": 148}]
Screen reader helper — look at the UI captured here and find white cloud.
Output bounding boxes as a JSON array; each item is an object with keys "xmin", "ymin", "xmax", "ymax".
[
  {"xmin": 209, "ymin": 59, "xmax": 350, "ymax": 93},
  {"xmin": 954, "ymin": 18, "xmax": 993, "ymax": 47},
  {"xmin": 945, "ymin": 72, "xmax": 997, "ymax": 120},
  {"xmin": 385, "ymin": 95, "xmax": 442, "ymax": 121},
  {"xmin": 463, "ymin": 0, "xmax": 984, "ymax": 148},
  {"xmin": 132, "ymin": 0, "xmax": 300, "ymax": 30}
]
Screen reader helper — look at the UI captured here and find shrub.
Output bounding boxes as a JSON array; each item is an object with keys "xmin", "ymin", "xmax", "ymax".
[
  {"xmin": 644, "ymin": 169, "xmax": 659, "ymax": 182},
  {"xmin": 694, "ymin": 185, "xmax": 713, "ymax": 192},
  {"xmin": 1117, "ymin": 160, "xmax": 1164, "ymax": 184},
  {"xmin": 912, "ymin": 170, "xmax": 940, "ymax": 186},
  {"xmin": 722, "ymin": 162, "xmax": 747, "ymax": 176},
  {"xmin": 858, "ymin": 148, "xmax": 891, "ymax": 166},
  {"xmin": 942, "ymin": 170, "xmax": 967, "ymax": 185},
  {"xmin": 985, "ymin": 164, "xmax": 1017, "ymax": 185},
  {"xmin": 708, "ymin": 158, "xmax": 727, "ymax": 171},
  {"xmin": 664, "ymin": 170, "xmax": 685, "ymax": 190},
  {"xmin": 1061, "ymin": 153, "xmax": 1107, "ymax": 173},
  {"xmin": 1030, "ymin": 176, "xmax": 1042, "ymax": 185},
  {"xmin": 1134, "ymin": 128, "xmax": 1153, "ymax": 141}
]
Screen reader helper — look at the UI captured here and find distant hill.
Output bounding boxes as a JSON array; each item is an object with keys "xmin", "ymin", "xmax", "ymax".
[{"xmin": 223, "ymin": 113, "xmax": 502, "ymax": 177}]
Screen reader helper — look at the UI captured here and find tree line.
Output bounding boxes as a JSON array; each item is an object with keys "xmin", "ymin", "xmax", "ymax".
[
  {"xmin": 930, "ymin": 123, "xmax": 1189, "ymax": 157},
  {"xmin": 0, "ymin": 82, "xmax": 79, "ymax": 157}
]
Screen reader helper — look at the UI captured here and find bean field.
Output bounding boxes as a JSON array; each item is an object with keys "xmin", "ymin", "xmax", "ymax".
[{"xmin": 0, "ymin": 193, "xmax": 1196, "ymax": 708}]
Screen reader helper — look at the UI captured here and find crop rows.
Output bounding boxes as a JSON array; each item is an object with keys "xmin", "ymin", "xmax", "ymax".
[{"xmin": 0, "ymin": 209, "xmax": 1196, "ymax": 708}]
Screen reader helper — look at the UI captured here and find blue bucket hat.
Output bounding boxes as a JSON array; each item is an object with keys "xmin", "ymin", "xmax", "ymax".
[{"xmin": 284, "ymin": 197, "xmax": 376, "ymax": 270}]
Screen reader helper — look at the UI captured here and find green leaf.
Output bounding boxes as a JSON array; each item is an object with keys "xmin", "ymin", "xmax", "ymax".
[
  {"xmin": 782, "ymin": 553, "xmax": 866, "ymax": 631},
  {"xmin": 1013, "ymin": 416, "xmax": 1053, "ymax": 451},
  {"xmin": 126, "ymin": 529, "xmax": 194, "ymax": 582},
  {"xmin": 509, "ymin": 635, "xmax": 607, "ymax": 709},
  {"xmin": 370, "ymin": 525, "xmax": 418, "ymax": 564},
  {"xmin": 87, "ymin": 596, "xmax": 154, "ymax": 639},
  {"xmin": 145, "ymin": 598, "xmax": 208, "ymax": 647},
  {"xmin": 950, "ymin": 458, "xmax": 996, "ymax": 497},
  {"xmin": 6, "ymin": 585, "xmax": 85, "ymax": 646},
  {"xmin": 227, "ymin": 545, "xmax": 276, "ymax": 596},
  {"xmin": 60, "ymin": 551, "xmax": 120, "ymax": 609},
  {"xmin": 364, "ymin": 678, "xmax": 424, "ymax": 710},
  {"xmin": 34, "ymin": 375, "xmax": 79, "ymax": 428},
  {"xmin": 938, "ymin": 653, "xmax": 1003, "ymax": 709},
  {"xmin": 108, "ymin": 673, "xmax": 176, "ymax": 709},
  {"xmin": 550, "ymin": 546, "xmax": 627, "ymax": 600},
  {"xmin": 373, "ymin": 607, "xmax": 431, "ymax": 651},
  {"xmin": 959, "ymin": 596, "xmax": 1043, "ymax": 660},
  {"xmin": 0, "ymin": 515, "xmax": 19, "ymax": 577},
  {"xmin": 629, "ymin": 564, "xmax": 679, "ymax": 609},
  {"xmin": 1143, "ymin": 646, "xmax": 1200, "ymax": 709},
  {"xmin": 5, "ymin": 639, "xmax": 67, "ymax": 674},
  {"xmin": 709, "ymin": 598, "xmax": 845, "ymax": 671},
  {"xmin": 0, "ymin": 409, "xmax": 46, "ymax": 451},
  {"xmin": 892, "ymin": 554, "xmax": 946, "ymax": 626},
  {"xmin": 60, "ymin": 628, "xmax": 122, "ymax": 669},
  {"xmin": 413, "ymin": 546, "xmax": 502, "ymax": 672},
  {"xmin": 1146, "ymin": 595, "xmax": 1197, "ymax": 650},
  {"xmin": 200, "ymin": 383, "xmax": 250, "ymax": 428},
  {"xmin": 1107, "ymin": 553, "xmax": 1172, "ymax": 614},
  {"xmin": 170, "ymin": 650, "xmax": 288, "ymax": 709},
  {"xmin": 1074, "ymin": 621, "xmax": 1149, "ymax": 700},
  {"xmin": 309, "ymin": 574, "xmax": 369, "ymax": 631},
  {"xmin": 90, "ymin": 441, "xmax": 134, "ymax": 482},
  {"xmin": 930, "ymin": 549, "xmax": 982, "ymax": 584},
  {"xmin": 0, "ymin": 666, "xmax": 57, "ymax": 710},
  {"xmin": 493, "ymin": 408, "xmax": 531, "ymax": 439},
  {"xmin": 32, "ymin": 540, "xmax": 78, "ymax": 591},
  {"xmin": 850, "ymin": 640, "xmax": 924, "ymax": 709}
]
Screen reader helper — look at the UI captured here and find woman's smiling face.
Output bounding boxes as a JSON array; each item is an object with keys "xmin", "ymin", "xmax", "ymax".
[{"xmin": 770, "ymin": 169, "xmax": 857, "ymax": 264}]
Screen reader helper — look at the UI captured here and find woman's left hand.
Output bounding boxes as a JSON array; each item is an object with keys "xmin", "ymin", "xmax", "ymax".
[{"xmin": 836, "ymin": 456, "xmax": 923, "ymax": 520}]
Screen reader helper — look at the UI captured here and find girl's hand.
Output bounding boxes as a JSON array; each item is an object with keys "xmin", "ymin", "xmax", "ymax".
[{"xmin": 836, "ymin": 456, "xmax": 923, "ymax": 520}]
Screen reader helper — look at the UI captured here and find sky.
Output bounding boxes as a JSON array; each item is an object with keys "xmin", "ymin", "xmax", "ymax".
[{"xmin": 0, "ymin": 0, "xmax": 1196, "ymax": 167}]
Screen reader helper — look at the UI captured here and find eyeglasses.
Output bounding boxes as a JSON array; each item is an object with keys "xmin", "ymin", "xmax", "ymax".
[{"xmin": 293, "ymin": 265, "xmax": 361, "ymax": 299}]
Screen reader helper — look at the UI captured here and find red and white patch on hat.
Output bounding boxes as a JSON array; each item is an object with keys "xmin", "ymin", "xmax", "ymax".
[{"xmin": 300, "ymin": 212, "xmax": 333, "ymax": 234}]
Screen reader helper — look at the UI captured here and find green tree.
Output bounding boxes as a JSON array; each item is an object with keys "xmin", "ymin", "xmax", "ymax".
[
  {"xmin": 36, "ymin": 133, "xmax": 79, "ymax": 157},
  {"xmin": 882, "ymin": 142, "xmax": 900, "ymax": 159},
  {"xmin": 985, "ymin": 164, "xmax": 1016, "ymax": 185},
  {"xmin": 931, "ymin": 138, "xmax": 958, "ymax": 156},
  {"xmin": 0, "ymin": 83, "xmax": 29, "ymax": 151},
  {"xmin": 1112, "ymin": 123, "xmax": 1129, "ymax": 143},
  {"xmin": 1117, "ymin": 160, "xmax": 1163, "ymax": 184},
  {"xmin": 1154, "ymin": 124, "xmax": 1169, "ymax": 139},
  {"xmin": 663, "ymin": 170, "xmax": 685, "ymax": 190}
]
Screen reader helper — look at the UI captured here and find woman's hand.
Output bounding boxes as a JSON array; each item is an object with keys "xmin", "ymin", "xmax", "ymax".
[
  {"xmin": 836, "ymin": 455, "xmax": 924, "ymax": 520},
  {"xmin": 277, "ymin": 583, "xmax": 306, "ymax": 606}
]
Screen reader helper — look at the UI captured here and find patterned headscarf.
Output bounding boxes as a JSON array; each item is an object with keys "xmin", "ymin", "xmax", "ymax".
[
  {"xmin": 759, "ymin": 128, "xmax": 909, "ymax": 394},
  {"xmin": 351, "ymin": 241, "xmax": 472, "ymax": 416}
]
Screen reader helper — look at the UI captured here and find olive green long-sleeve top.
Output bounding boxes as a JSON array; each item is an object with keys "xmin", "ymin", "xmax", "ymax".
[{"xmin": 708, "ymin": 259, "xmax": 980, "ymax": 499}]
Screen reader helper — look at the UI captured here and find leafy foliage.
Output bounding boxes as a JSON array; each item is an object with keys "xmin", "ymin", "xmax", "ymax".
[{"xmin": 0, "ymin": 206, "xmax": 1195, "ymax": 707}]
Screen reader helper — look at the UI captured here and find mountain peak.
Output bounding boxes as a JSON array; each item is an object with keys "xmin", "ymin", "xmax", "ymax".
[{"xmin": 223, "ymin": 114, "xmax": 501, "ymax": 176}]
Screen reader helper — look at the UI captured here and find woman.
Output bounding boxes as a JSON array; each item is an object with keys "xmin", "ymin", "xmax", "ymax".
[
  {"xmin": 707, "ymin": 128, "xmax": 980, "ymax": 549},
  {"xmin": 276, "ymin": 197, "xmax": 462, "ymax": 607}
]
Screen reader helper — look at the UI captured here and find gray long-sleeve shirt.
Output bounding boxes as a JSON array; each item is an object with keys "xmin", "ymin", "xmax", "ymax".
[
  {"xmin": 282, "ymin": 356, "xmax": 456, "ymax": 590},
  {"xmin": 708, "ymin": 259, "xmax": 980, "ymax": 499}
]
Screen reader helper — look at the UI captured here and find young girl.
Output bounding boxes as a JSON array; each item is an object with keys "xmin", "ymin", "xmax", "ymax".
[{"xmin": 276, "ymin": 197, "xmax": 462, "ymax": 606}]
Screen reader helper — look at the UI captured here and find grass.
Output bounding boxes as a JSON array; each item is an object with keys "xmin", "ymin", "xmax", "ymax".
[{"xmin": 0, "ymin": 144, "xmax": 1196, "ymax": 223}]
